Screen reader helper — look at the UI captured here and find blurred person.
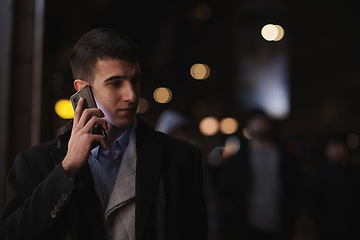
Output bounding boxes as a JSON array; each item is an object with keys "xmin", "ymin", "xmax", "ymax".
[
  {"xmin": 0, "ymin": 28, "xmax": 208, "ymax": 240},
  {"xmin": 154, "ymin": 109, "xmax": 190, "ymax": 141},
  {"xmin": 307, "ymin": 134, "xmax": 360, "ymax": 240},
  {"xmin": 218, "ymin": 110, "xmax": 303, "ymax": 240}
]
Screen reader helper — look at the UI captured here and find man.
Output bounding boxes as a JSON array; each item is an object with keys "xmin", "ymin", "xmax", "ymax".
[
  {"xmin": 0, "ymin": 28, "xmax": 208, "ymax": 239},
  {"xmin": 217, "ymin": 110, "xmax": 303, "ymax": 240}
]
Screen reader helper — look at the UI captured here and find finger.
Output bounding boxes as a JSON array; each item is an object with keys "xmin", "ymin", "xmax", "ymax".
[
  {"xmin": 73, "ymin": 98, "xmax": 84, "ymax": 128},
  {"xmin": 81, "ymin": 116, "xmax": 108, "ymax": 134},
  {"xmin": 92, "ymin": 134, "xmax": 107, "ymax": 150},
  {"xmin": 77, "ymin": 108, "xmax": 105, "ymax": 130},
  {"xmin": 100, "ymin": 118, "xmax": 108, "ymax": 131}
]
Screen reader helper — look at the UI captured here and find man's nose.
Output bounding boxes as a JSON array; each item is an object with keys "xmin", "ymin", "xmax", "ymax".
[{"xmin": 122, "ymin": 81, "xmax": 136, "ymax": 102}]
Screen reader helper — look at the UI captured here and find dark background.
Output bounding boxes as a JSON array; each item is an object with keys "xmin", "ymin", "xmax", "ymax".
[
  {"xmin": 2, "ymin": 0, "xmax": 360, "ymax": 238},
  {"xmin": 40, "ymin": 0, "xmax": 360, "ymax": 168}
]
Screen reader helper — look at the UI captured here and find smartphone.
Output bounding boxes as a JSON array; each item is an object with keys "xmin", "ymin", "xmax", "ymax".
[{"xmin": 70, "ymin": 85, "xmax": 107, "ymax": 139}]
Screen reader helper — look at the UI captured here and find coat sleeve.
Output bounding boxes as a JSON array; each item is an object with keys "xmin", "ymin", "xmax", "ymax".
[{"xmin": 0, "ymin": 151, "xmax": 76, "ymax": 240}]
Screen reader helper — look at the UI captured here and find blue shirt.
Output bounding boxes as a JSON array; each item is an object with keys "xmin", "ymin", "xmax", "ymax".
[{"xmin": 88, "ymin": 128, "xmax": 131, "ymax": 210}]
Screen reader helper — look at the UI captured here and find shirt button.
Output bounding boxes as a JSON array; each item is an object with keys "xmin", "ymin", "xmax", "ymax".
[
  {"xmin": 61, "ymin": 193, "xmax": 68, "ymax": 201},
  {"xmin": 50, "ymin": 210, "xmax": 57, "ymax": 218}
]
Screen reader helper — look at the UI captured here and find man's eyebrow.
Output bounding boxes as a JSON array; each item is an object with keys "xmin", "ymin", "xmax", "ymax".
[
  {"xmin": 103, "ymin": 75, "xmax": 126, "ymax": 82},
  {"xmin": 103, "ymin": 73, "xmax": 142, "ymax": 82}
]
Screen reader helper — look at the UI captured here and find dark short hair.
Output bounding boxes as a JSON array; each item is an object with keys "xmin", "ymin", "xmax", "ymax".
[
  {"xmin": 70, "ymin": 28, "xmax": 141, "ymax": 81},
  {"xmin": 245, "ymin": 109, "xmax": 271, "ymax": 124}
]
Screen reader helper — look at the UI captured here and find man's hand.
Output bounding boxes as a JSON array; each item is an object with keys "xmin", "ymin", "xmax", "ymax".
[{"xmin": 62, "ymin": 98, "xmax": 108, "ymax": 178}]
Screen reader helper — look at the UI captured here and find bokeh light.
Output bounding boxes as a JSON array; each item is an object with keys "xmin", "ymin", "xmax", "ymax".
[
  {"xmin": 190, "ymin": 63, "xmax": 210, "ymax": 80},
  {"xmin": 243, "ymin": 127, "xmax": 251, "ymax": 140},
  {"xmin": 220, "ymin": 118, "xmax": 239, "ymax": 135},
  {"xmin": 199, "ymin": 116, "xmax": 219, "ymax": 136},
  {"xmin": 55, "ymin": 99, "xmax": 74, "ymax": 119},
  {"xmin": 153, "ymin": 87, "xmax": 172, "ymax": 103},
  {"xmin": 137, "ymin": 98, "xmax": 150, "ymax": 114},
  {"xmin": 274, "ymin": 25, "xmax": 284, "ymax": 41},
  {"xmin": 207, "ymin": 146, "xmax": 223, "ymax": 167},
  {"xmin": 261, "ymin": 24, "xmax": 284, "ymax": 41},
  {"xmin": 195, "ymin": 4, "xmax": 212, "ymax": 20},
  {"xmin": 347, "ymin": 133, "xmax": 359, "ymax": 149},
  {"xmin": 223, "ymin": 135, "xmax": 241, "ymax": 159}
]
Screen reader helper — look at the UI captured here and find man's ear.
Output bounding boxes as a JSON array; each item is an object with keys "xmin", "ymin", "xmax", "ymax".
[{"xmin": 74, "ymin": 79, "xmax": 89, "ymax": 92}]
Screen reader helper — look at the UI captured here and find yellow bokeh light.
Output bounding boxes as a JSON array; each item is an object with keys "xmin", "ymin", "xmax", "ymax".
[
  {"xmin": 261, "ymin": 24, "xmax": 284, "ymax": 41},
  {"xmin": 220, "ymin": 118, "xmax": 239, "ymax": 135},
  {"xmin": 274, "ymin": 25, "xmax": 284, "ymax": 41},
  {"xmin": 153, "ymin": 87, "xmax": 172, "ymax": 103},
  {"xmin": 55, "ymin": 99, "xmax": 74, "ymax": 119},
  {"xmin": 190, "ymin": 63, "xmax": 210, "ymax": 80},
  {"xmin": 261, "ymin": 24, "xmax": 278, "ymax": 41},
  {"xmin": 137, "ymin": 98, "xmax": 150, "ymax": 114},
  {"xmin": 199, "ymin": 117, "xmax": 219, "ymax": 136}
]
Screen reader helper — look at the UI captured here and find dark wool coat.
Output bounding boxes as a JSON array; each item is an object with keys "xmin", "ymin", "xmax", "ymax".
[{"xmin": 0, "ymin": 116, "xmax": 208, "ymax": 240}]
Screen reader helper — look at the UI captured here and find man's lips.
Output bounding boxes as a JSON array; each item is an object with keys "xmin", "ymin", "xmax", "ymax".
[{"xmin": 118, "ymin": 107, "xmax": 136, "ymax": 113}]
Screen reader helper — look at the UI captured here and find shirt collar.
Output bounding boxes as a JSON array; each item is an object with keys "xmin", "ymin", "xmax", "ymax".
[
  {"xmin": 91, "ymin": 127, "xmax": 132, "ymax": 158},
  {"xmin": 116, "ymin": 127, "xmax": 131, "ymax": 152}
]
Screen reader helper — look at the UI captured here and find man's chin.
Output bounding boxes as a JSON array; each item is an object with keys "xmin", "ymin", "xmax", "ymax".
[{"xmin": 108, "ymin": 117, "xmax": 136, "ymax": 130}]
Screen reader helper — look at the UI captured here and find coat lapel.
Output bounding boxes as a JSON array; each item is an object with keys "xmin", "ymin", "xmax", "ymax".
[
  {"xmin": 105, "ymin": 124, "xmax": 137, "ymax": 216},
  {"xmin": 135, "ymin": 116, "xmax": 164, "ymax": 239},
  {"xmin": 103, "ymin": 124, "xmax": 137, "ymax": 239}
]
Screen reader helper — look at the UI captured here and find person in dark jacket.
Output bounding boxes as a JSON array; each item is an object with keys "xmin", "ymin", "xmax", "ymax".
[
  {"xmin": 0, "ymin": 28, "xmax": 208, "ymax": 240},
  {"xmin": 218, "ymin": 110, "xmax": 303, "ymax": 240}
]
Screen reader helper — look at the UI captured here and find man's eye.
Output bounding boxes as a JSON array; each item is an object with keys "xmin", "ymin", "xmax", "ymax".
[{"xmin": 109, "ymin": 81, "xmax": 120, "ymax": 86}]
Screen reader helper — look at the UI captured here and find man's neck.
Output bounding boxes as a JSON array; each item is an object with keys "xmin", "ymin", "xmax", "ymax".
[
  {"xmin": 105, "ymin": 124, "xmax": 128, "ymax": 147},
  {"xmin": 104, "ymin": 124, "xmax": 130, "ymax": 159}
]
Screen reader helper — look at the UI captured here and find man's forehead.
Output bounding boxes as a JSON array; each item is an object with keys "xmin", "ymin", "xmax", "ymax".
[
  {"xmin": 93, "ymin": 58, "xmax": 141, "ymax": 80},
  {"xmin": 95, "ymin": 58, "xmax": 139, "ymax": 70}
]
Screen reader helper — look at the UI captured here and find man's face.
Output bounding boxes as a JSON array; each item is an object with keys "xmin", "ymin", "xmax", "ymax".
[
  {"xmin": 247, "ymin": 115, "xmax": 271, "ymax": 139},
  {"xmin": 90, "ymin": 58, "xmax": 141, "ymax": 130}
]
